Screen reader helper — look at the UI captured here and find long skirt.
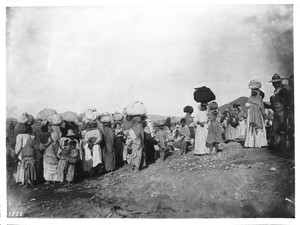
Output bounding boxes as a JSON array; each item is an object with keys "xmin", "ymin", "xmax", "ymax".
[
  {"xmin": 236, "ymin": 120, "xmax": 246, "ymax": 139},
  {"xmin": 194, "ymin": 124, "xmax": 209, "ymax": 155},
  {"xmin": 244, "ymin": 113, "xmax": 268, "ymax": 148},
  {"xmin": 23, "ymin": 157, "xmax": 36, "ymax": 184},
  {"xmin": 57, "ymin": 159, "xmax": 67, "ymax": 182},
  {"xmin": 66, "ymin": 164, "xmax": 75, "ymax": 182},
  {"xmin": 131, "ymin": 139, "xmax": 143, "ymax": 169},
  {"xmin": 115, "ymin": 136, "xmax": 124, "ymax": 168},
  {"xmin": 83, "ymin": 144, "xmax": 102, "ymax": 172},
  {"xmin": 43, "ymin": 161, "xmax": 58, "ymax": 181},
  {"xmin": 14, "ymin": 162, "xmax": 24, "ymax": 184},
  {"xmin": 226, "ymin": 124, "xmax": 239, "ymax": 141}
]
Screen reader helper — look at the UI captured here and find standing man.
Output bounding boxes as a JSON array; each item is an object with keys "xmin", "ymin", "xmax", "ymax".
[{"xmin": 268, "ymin": 74, "xmax": 290, "ymax": 150}]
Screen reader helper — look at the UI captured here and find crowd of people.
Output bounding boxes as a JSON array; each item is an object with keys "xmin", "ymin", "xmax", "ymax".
[{"xmin": 6, "ymin": 74, "xmax": 294, "ymax": 188}]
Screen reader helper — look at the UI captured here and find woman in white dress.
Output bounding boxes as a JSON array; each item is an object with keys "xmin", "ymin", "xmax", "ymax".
[{"xmin": 194, "ymin": 103, "xmax": 210, "ymax": 155}]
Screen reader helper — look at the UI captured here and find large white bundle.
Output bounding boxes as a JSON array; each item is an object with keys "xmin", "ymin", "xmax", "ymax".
[
  {"xmin": 85, "ymin": 108, "xmax": 99, "ymax": 121},
  {"xmin": 248, "ymin": 79, "xmax": 262, "ymax": 90},
  {"xmin": 123, "ymin": 101, "xmax": 147, "ymax": 116},
  {"xmin": 100, "ymin": 112, "xmax": 112, "ymax": 123},
  {"xmin": 47, "ymin": 114, "xmax": 63, "ymax": 125},
  {"xmin": 62, "ymin": 111, "xmax": 79, "ymax": 123},
  {"xmin": 113, "ymin": 111, "xmax": 124, "ymax": 121},
  {"xmin": 36, "ymin": 108, "xmax": 57, "ymax": 121}
]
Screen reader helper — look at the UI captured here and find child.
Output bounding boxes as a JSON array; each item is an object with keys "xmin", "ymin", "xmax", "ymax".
[
  {"xmin": 155, "ymin": 121, "xmax": 171, "ymax": 161},
  {"xmin": 57, "ymin": 138, "xmax": 70, "ymax": 183},
  {"xmin": 206, "ymin": 110, "xmax": 224, "ymax": 155},
  {"xmin": 21, "ymin": 132, "xmax": 37, "ymax": 187},
  {"xmin": 173, "ymin": 118, "xmax": 191, "ymax": 155},
  {"xmin": 66, "ymin": 140, "xmax": 79, "ymax": 186}
]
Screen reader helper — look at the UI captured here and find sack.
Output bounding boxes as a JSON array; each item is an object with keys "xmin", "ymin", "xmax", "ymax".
[
  {"xmin": 47, "ymin": 114, "xmax": 63, "ymax": 125},
  {"xmin": 123, "ymin": 101, "xmax": 147, "ymax": 116},
  {"xmin": 113, "ymin": 112, "xmax": 124, "ymax": 121},
  {"xmin": 193, "ymin": 86, "xmax": 216, "ymax": 103},
  {"xmin": 36, "ymin": 108, "xmax": 57, "ymax": 121},
  {"xmin": 209, "ymin": 101, "xmax": 218, "ymax": 110},
  {"xmin": 100, "ymin": 112, "xmax": 111, "ymax": 123},
  {"xmin": 183, "ymin": 106, "xmax": 194, "ymax": 114},
  {"xmin": 62, "ymin": 111, "xmax": 79, "ymax": 123},
  {"xmin": 248, "ymin": 79, "xmax": 262, "ymax": 90},
  {"xmin": 85, "ymin": 108, "xmax": 99, "ymax": 121}
]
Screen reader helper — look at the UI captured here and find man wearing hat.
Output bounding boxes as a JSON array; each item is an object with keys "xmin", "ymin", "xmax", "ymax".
[{"xmin": 268, "ymin": 73, "xmax": 290, "ymax": 149}]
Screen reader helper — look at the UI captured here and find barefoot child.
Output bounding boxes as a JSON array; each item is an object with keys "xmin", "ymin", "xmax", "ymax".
[
  {"xmin": 66, "ymin": 140, "xmax": 79, "ymax": 186},
  {"xmin": 206, "ymin": 110, "xmax": 224, "ymax": 155},
  {"xmin": 57, "ymin": 138, "xmax": 70, "ymax": 183}
]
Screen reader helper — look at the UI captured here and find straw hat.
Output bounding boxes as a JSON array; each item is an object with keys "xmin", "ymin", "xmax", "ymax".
[
  {"xmin": 268, "ymin": 74, "xmax": 285, "ymax": 83},
  {"xmin": 66, "ymin": 129, "xmax": 76, "ymax": 137}
]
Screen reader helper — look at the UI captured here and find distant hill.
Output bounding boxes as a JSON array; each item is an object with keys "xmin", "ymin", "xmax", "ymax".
[
  {"xmin": 219, "ymin": 96, "xmax": 248, "ymax": 112},
  {"xmin": 147, "ymin": 114, "xmax": 181, "ymax": 124}
]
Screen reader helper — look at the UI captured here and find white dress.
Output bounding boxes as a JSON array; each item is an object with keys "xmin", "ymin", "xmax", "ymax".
[
  {"xmin": 194, "ymin": 110, "xmax": 210, "ymax": 155},
  {"xmin": 84, "ymin": 129, "xmax": 102, "ymax": 168},
  {"xmin": 244, "ymin": 113, "xmax": 268, "ymax": 148}
]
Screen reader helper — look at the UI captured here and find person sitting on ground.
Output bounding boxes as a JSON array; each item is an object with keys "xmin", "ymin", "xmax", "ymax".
[
  {"xmin": 206, "ymin": 110, "xmax": 224, "ymax": 155},
  {"xmin": 173, "ymin": 118, "xmax": 191, "ymax": 155}
]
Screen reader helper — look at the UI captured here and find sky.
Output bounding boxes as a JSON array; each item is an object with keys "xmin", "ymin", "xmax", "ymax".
[{"xmin": 6, "ymin": 4, "xmax": 293, "ymax": 118}]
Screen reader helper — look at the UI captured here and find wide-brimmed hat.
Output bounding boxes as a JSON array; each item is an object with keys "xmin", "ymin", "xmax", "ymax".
[
  {"xmin": 268, "ymin": 74, "xmax": 285, "ymax": 83},
  {"xmin": 66, "ymin": 129, "xmax": 76, "ymax": 137}
]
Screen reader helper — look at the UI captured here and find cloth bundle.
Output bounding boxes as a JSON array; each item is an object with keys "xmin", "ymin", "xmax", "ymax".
[
  {"xmin": 62, "ymin": 111, "xmax": 79, "ymax": 123},
  {"xmin": 248, "ymin": 79, "xmax": 262, "ymax": 90},
  {"xmin": 100, "ymin": 112, "xmax": 112, "ymax": 123},
  {"xmin": 36, "ymin": 108, "xmax": 57, "ymax": 122},
  {"xmin": 85, "ymin": 108, "xmax": 99, "ymax": 121},
  {"xmin": 47, "ymin": 114, "xmax": 63, "ymax": 125},
  {"xmin": 123, "ymin": 101, "xmax": 147, "ymax": 116},
  {"xmin": 113, "ymin": 111, "xmax": 124, "ymax": 121},
  {"xmin": 18, "ymin": 113, "xmax": 34, "ymax": 125}
]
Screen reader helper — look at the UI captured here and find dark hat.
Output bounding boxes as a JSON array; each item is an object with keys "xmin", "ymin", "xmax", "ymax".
[
  {"xmin": 66, "ymin": 129, "xmax": 76, "ymax": 137},
  {"xmin": 268, "ymin": 74, "xmax": 285, "ymax": 83}
]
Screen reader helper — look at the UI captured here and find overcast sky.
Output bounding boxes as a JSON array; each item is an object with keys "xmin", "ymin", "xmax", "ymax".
[{"xmin": 6, "ymin": 5, "xmax": 293, "ymax": 118}]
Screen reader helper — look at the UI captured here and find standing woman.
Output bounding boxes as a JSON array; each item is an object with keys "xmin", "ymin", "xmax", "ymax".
[
  {"xmin": 102, "ymin": 121, "xmax": 116, "ymax": 172},
  {"xmin": 43, "ymin": 125, "xmax": 61, "ymax": 184},
  {"xmin": 129, "ymin": 116, "xmax": 145, "ymax": 172},
  {"xmin": 194, "ymin": 103, "xmax": 210, "ymax": 156},
  {"xmin": 14, "ymin": 127, "xmax": 31, "ymax": 185},
  {"xmin": 244, "ymin": 88, "xmax": 268, "ymax": 148}
]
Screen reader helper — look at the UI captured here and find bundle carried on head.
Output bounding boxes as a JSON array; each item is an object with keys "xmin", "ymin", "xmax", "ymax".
[
  {"xmin": 208, "ymin": 101, "xmax": 218, "ymax": 111},
  {"xmin": 85, "ymin": 108, "xmax": 99, "ymax": 121},
  {"xmin": 18, "ymin": 113, "xmax": 35, "ymax": 126},
  {"xmin": 36, "ymin": 108, "xmax": 57, "ymax": 123},
  {"xmin": 100, "ymin": 112, "xmax": 112, "ymax": 123},
  {"xmin": 193, "ymin": 86, "xmax": 216, "ymax": 103},
  {"xmin": 47, "ymin": 114, "xmax": 63, "ymax": 126},
  {"xmin": 248, "ymin": 79, "xmax": 262, "ymax": 90},
  {"xmin": 62, "ymin": 111, "xmax": 79, "ymax": 123},
  {"xmin": 113, "ymin": 111, "xmax": 124, "ymax": 122},
  {"xmin": 123, "ymin": 101, "xmax": 147, "ymax": 116},
  {"xmin": 183, "ymin": 105, "xmax": 194, "ymax": 114}
]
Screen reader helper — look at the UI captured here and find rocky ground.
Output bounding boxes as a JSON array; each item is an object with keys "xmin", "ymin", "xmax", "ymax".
[{"xmin": 7, "ymin": 142, "xmax": 295, "ymax": 218}]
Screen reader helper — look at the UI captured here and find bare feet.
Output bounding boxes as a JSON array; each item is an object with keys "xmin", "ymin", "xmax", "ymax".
[{"xmin": 44, "ymin": 181, "xmax": 50, "ymax": 185}]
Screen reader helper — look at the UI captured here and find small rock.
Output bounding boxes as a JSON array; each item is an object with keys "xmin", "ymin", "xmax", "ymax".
[
  {"xmin": 269, "ymin": 167, "xmax": 277, "ymax": 172},
  {"xmin": 225, "ymin": 166, "xmax": 229, "ymax": 170}
]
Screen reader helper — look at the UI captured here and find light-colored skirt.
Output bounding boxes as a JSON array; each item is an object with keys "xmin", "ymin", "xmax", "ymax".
[
  {"xmin": 194, "ymin": 124, "xmax": 210, "ymax": 155},
  {"xmin": 43, "ymin": 161, "xmax": 58, "ymax": 181},
  {"xmin": 244, "ymin": 114, "xmax": 268, "ymax": 148}
]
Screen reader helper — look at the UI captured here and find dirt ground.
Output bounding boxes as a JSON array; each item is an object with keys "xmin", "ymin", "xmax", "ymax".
[{"xmin": 7, "ymin": 142, "xmax": 295, "ymax": 218}]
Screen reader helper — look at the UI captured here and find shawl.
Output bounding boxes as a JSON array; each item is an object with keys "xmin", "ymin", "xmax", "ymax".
[{"xmin": 248, "ymin": 95, "xmax": 264, "ymax": 129}]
